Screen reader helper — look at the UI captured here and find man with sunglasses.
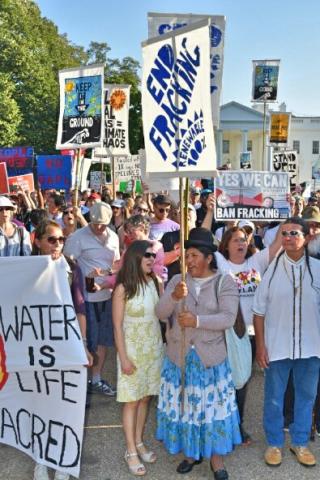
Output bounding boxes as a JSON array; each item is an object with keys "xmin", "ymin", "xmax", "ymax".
[
  {"xmin": 149, "ymin": 194, "xmax": 179, "ymax": 241},
  {"xmin": 253, "ymin": 217, "xmax": 320, "ymax": 468},
  {"xmin": 64, "ymin": 202, "xmax": 120, "ymax": 397}
]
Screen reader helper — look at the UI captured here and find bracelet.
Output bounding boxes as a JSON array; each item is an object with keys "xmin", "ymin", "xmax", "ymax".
[{"xmin": 82, "ymin": 338, "xmax": 87, "ymax": 345}]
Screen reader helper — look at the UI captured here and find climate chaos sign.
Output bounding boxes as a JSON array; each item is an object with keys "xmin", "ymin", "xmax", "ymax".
[
  {"xmin": 142, "ymin": 20, "xmax": 216, "ymax": 175},
  {"xmin": 56, "ymin": 64, "xmax": 104, "ymax": 149}
]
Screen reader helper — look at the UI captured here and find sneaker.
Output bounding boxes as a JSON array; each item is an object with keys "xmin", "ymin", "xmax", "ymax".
[
  {"xmin": 264, "ymin": 446, "xmax": 282, "ymax": 466},
  {"xmin": 34, "ymin": 464, "xmax": 49, "ymax": 480},
  {"xmin": 290, "ymin": 446, "xmax": 316, "ymax": 467},
  {"xmin": 90, "ymin": 379, "xmax": 116, "ymax": 396},
  {"xmin": 54, "ymin": 471, "xmax": 70, "ymax": 480}
]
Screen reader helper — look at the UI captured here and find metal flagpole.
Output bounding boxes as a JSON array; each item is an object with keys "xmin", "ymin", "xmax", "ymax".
[
  {"xmin": 112, "ymin": 156, "xmax": 116, "ymax": 200},
  {"xmin": 262, "ymin": 100, "xmax": 267, "ymax": 170}
]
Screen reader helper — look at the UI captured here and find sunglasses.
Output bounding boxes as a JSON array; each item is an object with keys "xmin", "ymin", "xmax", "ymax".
[
  {"xmin": 143, "ymin": 252, "xmax": 156, "ymax": 259},
  {"xmin": 137, "ymin": 207, "xmax": 148, "ymax": 213},
  {"xmin": 157, "ymin": 207, "xmax": 171, "ymax": 213},
  {"xmin": 281, "ymin": 230, "xmax": 304, "ymax": 238},
  {"xmin": 46, "ymin": 236, "xmax": 65, "ymax": 244},
  {"xmin": 0, "ymin": 207, "xmax": 12, "ymax": 212}
]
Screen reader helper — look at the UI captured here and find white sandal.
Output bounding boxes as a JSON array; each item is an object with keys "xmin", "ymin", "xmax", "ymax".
[
  {"xmin": 124, "ymin": 451, "xmax": 146, "ymax": 476},
  {"xmin": 136, "ymin": 442, "xmax": 157, "ymax": 463}
]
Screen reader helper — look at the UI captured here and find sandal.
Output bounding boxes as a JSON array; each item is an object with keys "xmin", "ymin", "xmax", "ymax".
[
  {"xmin": 136, "ymin": 442, "xmax": 157, "ymax": 463},
  {"xmin": 124, "ymin": 451, "xmax": 146, "ymax": 476}
]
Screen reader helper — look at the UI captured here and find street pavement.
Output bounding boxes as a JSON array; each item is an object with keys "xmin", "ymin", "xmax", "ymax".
[{"xmin": 1, "ymin": 348, "xmax": 320, "ymax": 480}]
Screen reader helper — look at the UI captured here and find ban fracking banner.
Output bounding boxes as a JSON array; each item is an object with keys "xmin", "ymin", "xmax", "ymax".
[
  {"xmin": 56, "ymin": 64, "xmax": 104, "ymax": 149},
  {"xmin": 148, "ymin": 12, "xmax": 225, "ymax": 128},
  {"xmin": 0, "ymin": 256, "xmax": 87, "ymax": 478},
  {"xmin": 0, "ymin": 163, "xmax": 9, "ymax": 194},
  {"xmin": 142, "ymin": 19, "xmax": 216, "ymax": 176},
  {"xmin": 37, "ymin": 155, "xmax": 72, "ymax": 190},
  {"xmin": 0, "ymin": 147, "xmax": 34, "ymax": 177},
  {"xmin": 94, "ymin": 84, "xmax": 131, "ymax": 157},
  {"xmin": 273, "ymin": 150, "xmax": 298, "ymax": 187},
  {"xmin": 252, "ymin": 60, "xmax": 280, "ymax": 102},
  {"xmin": 214, "ymin": 171, "xmax": 290, "ymax": 221},
  {"xmin": 269, "ymin": 112, "xmax": 290, "ymax": 144}
]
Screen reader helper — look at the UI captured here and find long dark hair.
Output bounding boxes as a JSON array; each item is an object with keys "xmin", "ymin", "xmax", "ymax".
[
  {"xmin": 186, "ymin": 245, "xmax": 217, "ymax": 271},
  {"xmin": 219, "ymin": 226, "xmax": 255, "ymax": 260},
  {"xmin": 268, "ymin": 217, "xmax": 314, "ymax": 288},
  {"xmin": 115, "ymin": 240, "xmax": 159, "ymax": 300}
]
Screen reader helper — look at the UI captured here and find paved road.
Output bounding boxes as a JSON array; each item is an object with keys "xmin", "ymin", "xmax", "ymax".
[{"xmin": 1, "ymin": 349, "xmax": 320, "ymax": 479}]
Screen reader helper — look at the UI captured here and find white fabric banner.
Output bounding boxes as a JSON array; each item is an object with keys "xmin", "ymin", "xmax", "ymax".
[
  {"xmin": 94, "ymin": 84, "xmax": 131, "ymax": 157},
  {"xmin": 142, "ymin": 20, "xmax": 216, "ymax": 176},
  {"xmin": 0, "ymin": 256, "xmax": 87, "ymax": 478},
  {"xmin": 148, "ymin": 12, "xmax": 225, "ymax": 128},
  {"xmin": 56, "ymin": 64, "xmax": 104, "ymax": 149}
]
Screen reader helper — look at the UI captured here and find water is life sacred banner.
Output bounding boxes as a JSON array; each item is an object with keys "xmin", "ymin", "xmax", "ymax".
[
  {"xmin": 148, "ymin": 12, "xmax": 225, "ymax": 128},
  {"xmin": 56, "ymin": 64, "xmax": 104, "ymax": 150},
  {"xmin": 0, "ymin": 256, "xmax": 88, "ymax": 478},
  {"xmin": 142, "ymin": 19, "xmax": 216, "ymax": 176},
  {"xmin": 252, "ymin": 59, "xmax": 280, "ymax": 103}
]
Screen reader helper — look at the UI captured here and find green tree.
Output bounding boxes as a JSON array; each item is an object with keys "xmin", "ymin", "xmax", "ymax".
[
  {"xmin": 0, "ymin": 72, "xmax": 21, "ymax": 145},
  {"xmin": 0, "ymin": 0, "xmax": 88, "ymax": 152}
]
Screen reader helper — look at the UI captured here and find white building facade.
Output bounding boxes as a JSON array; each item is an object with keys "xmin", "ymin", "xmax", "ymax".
[{"xmin": 218, "ymin": 101, "xmax": 320, "ymax": 183}]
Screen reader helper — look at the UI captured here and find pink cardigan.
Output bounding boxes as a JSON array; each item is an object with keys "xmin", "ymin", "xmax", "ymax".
[{"xmin": 155, "ymin": 272, "xmax": 239, "ymax": 368}]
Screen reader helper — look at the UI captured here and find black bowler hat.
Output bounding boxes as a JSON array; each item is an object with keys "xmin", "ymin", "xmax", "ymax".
[{"xmin": 184, "ymin": 227, "xmax": 217, "ymax": 252}]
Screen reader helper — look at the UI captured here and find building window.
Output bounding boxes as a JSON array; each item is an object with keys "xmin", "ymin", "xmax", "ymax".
[
  {"xmin": 247, "ymin": 140, "xmax": 252, "ymax": 152},
  {"xmin": 293, "ymin": 140, "xmax": 300, "ymax": 154},
  {"xmin": 223, "ymin": 140, "xmax": 230, "ymax": 154},
  {"xmin": 312, "ymin": 141, "xmax": 319, "ymax": 155}
]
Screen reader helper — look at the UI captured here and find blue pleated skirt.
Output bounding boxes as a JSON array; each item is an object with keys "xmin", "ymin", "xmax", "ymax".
[{"xmin": 156, "ymin": 348, "xmax": 242, "ymax": 459}]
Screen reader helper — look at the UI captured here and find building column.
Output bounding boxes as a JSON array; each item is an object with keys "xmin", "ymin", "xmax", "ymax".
[
  {"xmin": 241, "ymin": 129, "xmax": 248, "ymax": 153},
  {"xmin": 216, "ymin": 128, "xmax": 223, "ymax": 168}
]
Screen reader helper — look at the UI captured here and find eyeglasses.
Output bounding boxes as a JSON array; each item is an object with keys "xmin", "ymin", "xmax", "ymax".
[
  {"xmin": 281, "ymin": 230, "xmax": 304, "ymax": 238},
  {"xmin": 143, "ymin": 252, "xmax": 156, "ymax": 259},
  {"xmin": 46, "ymin": 236, "xmax": 65, "ymax": 244},
  {"xmin": 137, "ymin": 207, "xmax": 148, "ymax": 213},
  {"xmin": 157, "ymin": 207, "xmax": 171, "ymax": 213}
]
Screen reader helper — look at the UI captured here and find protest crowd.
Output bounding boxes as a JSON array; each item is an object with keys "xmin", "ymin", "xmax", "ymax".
[{"xmin": 1, "ymin": 182, "xmax": 320, "ymax": 480}]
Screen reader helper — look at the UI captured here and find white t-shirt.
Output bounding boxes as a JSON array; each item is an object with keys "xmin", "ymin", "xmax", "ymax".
[
  {"xmin": 252, "ymin": 254, "xmax": 320, "ymax": 361},
  {"xmin": 64, "ymin": 225, "xmax": 120, "ymax": 302},
  {"xmin": 215, "ymin": 249, "xmax": 269, "ymax": 334}
]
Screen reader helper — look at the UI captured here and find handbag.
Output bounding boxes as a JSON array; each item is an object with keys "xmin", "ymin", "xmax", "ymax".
[{"xmin": 216, "ymin": 275, "xmax": 252, "ymax": 390}]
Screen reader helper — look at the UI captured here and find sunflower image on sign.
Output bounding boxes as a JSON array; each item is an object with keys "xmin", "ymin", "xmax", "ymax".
[
  {"xmin": 0, "ymin": 335, "xmax": 8, "ymax": 390},
  {"xmin": 110, "ymin": 89, "xmax": 126, "ymax": 110}
]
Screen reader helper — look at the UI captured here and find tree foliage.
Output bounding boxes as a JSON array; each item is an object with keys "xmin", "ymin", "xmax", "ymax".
[{"xmin": 0, "ymin": 1, "xmax": 143, "ymax": 154}]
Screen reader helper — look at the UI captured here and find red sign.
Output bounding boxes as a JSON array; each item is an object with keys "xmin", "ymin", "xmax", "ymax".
[
  {"xmin": 0, "ymin": 163, "xmax": 9, "ymax": 194},
  {"xmin": 8, "ymin": 173, "xmax": 35, "ymax": 192}
]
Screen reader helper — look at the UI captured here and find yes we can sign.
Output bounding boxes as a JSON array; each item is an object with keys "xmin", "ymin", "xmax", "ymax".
[{"xmin": 142, "ymin": 19, "xmax": 216, "ymax": 176}]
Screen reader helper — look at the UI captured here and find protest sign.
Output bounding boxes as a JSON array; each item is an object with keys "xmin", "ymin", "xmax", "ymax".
[
  {"xmin": 148, "ymin": 12, "xmax": 225, "ymax": 128},
  {"xmin": 114, "ymin": 155, "xmax": 141, "ymax": 182},
  {"xmin": 37, "ymin": 155, "xmax": 72, "ymax": 190},
  {"xmin": 8, "ymin": 173, "xmax": 34, "ymax": 193},
  {"xmin": 0, "ymin": 163, "xmax": 9, "ymax": 194},
  {"xmin": 90, "ymin": 171, "xmax": 106, "ymax": 190},
  {"xmin": 273, "ymin": 150, "xmax": 298, "ymax": 187},
  {"xmin": 269, "ymin": 112, "xmax": 290, "ymax": 144},
  {"xmin": 142, "ymin": 20, "xmax": 216, "ymax": 176},
  {"xmin": 0, "ymin": 147, "xmax": 34, "ymax": 177},
  {"xmin": 0, "ymin": 256, "xmax": 87, "ymax": 478},
  {"xmin": 240, "ymin": 152, "xmax": 251, "ymax": 170},
  {"xmin": 94, "ymin": 85, "xmax": 131, "ymax": 157},
  {"xmin": 214, "ymin": 171, "xmax": 290, "ymax": 221},
  {"xmin": 312, "ymin": 157, "xmax": 320, "ymax": 180},
  {"xmin": 252, "ymin": 60, "xmax": 280, "ymax": 102},
  {"xmin": 56, "ymin": 64, "xmax": 104, "ymax": 149}
]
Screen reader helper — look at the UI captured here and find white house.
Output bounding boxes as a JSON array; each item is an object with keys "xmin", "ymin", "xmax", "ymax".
[{"xmin": 218, "ymin": 101, "xmax": 320, "ymax": 183}]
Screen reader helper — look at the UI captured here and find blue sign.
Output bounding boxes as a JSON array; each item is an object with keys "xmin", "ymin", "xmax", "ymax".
[
  {"xmin": 37, "ymin": 155, "xmax": 72, "ymax": 190},
  {"xmin": 0, "ymin": 146, "xmax": 34, "ymax": 177}
]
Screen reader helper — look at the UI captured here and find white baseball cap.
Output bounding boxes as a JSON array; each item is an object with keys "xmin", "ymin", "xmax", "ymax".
[{"xmin": 0, "ymin": 196, "xmax": 14, "ymax": 210}]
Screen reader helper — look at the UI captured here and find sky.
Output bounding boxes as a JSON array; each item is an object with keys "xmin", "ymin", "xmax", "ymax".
[{"xmin": 35, "ymin": 0, "xmax": 320, "ymax": 117}]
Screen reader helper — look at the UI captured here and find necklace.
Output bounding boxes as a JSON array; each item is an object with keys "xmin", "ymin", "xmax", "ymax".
[{"xmin": 282, "ymin": 256, "xmax": 306, "ymax": 296}]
